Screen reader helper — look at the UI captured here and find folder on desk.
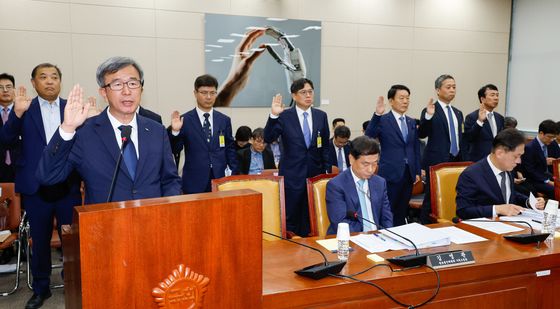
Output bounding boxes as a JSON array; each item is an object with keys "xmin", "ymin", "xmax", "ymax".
[{"xmin": 379, "ymin": 223, "xmax": 450, "ymax": 249}]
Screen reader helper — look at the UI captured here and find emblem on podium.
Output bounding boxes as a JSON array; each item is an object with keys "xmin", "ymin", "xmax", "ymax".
[{"xmin": 152, "ymin": 264, "xmax": 210, "ymax": 308}]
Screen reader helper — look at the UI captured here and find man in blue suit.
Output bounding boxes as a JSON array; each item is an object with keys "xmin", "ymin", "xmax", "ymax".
[
  {"xmin": 456, "ymin": 129, "xmax": 545, "ymax": 219},
  {"xmin": 0, "ymin": 64, "xmax": 82, "ymax": 308},
  {"xmin": 463, "ymin": 84, "xmax": 505, "ymax": 162},
  {"xmin": 326, "ymin": 136, "xmax": 393, "ymax": 234},
  {"xmin": 37, "ymin": 57, "xmax": 181, "ymax": 206},
  {"xmin": 418, "ymin": 74, "xmax": 464, "ymax": 224},
  {"xmin": 327, "ymin": 125, "xmax": 351, "ymax": 172},
  {"xmin": 520, "ymin": 120, "xmax": 558, "ymax": 199},
  {"xmin": 170, "ymin": 74, "xmax": 238, "ymax": 194},
  {"xmin": 0, "ymin": 73, "xmax": 19, "ymax": 183},
  {"xmin": 365, "ymin": 85, "xmax": 421, "ymax": 226},
  {"xmin": 264, "ymin": 78, "xmax": 331, "ymax": 237}
]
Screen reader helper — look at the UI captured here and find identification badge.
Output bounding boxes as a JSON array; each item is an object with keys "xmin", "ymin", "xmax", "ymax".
[
  {"xmin": 317, "ymin": 131, "xmax": 322, "ymax": 148},
  {"xmin": 219, "ymin": 133, "xmax": 225, "ymax": 148}
]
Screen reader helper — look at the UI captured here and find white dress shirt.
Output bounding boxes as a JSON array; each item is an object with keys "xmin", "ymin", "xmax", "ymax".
[
  {"xmin": 487, "ymin": 155, "xmax": 511, "ymax": 217},
  {"xmin": 38, "ymin": 96, "xmax": 61, "ymax": 144}
]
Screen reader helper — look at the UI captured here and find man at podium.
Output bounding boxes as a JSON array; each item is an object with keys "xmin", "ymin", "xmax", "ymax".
[{"xmin": 36, "ymin": 57, "xmax": 181, "ymax": 204}]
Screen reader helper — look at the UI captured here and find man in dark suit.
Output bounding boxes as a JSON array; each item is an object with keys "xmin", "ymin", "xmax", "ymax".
[
  {"xmin": 0, "ymin": 73, "xmax": 19, "ymax": 183},
  {"xmin": 170, "ymin": 74, "xmax": 238, "ymax": 194},
  {"xmin": 464, "ymin": 84, "xmax": 505, "ymax": 162},
  {"xmin": 0, "ymin": 64, "xmax": 82, "ymax": 308},
  {"xmin": 418, "ymin": 74, "xmax": 464, "ymax": 224},
  {"xmin": 37, "ymin": 57, "xmax": 181, "ymax": 206},
  {"xmin": 520, "ymin": 120, "xmax": 558, "ymax": 199},
  {"xmin": 456, "ymin": 129, "xmax": 545, "ymax": 219},
  {"xmin": 264, "ymin": 78, "xmax": 330, "ymax": 237},
  {"xmin": 365, "ymin": 85, "xmax": 421, "ymax": 226},
  {"xmin": 327, "ymin": 125, "xmax": 351, "ymax": 172},
  {"xmin": 326, "ymin": 136, "xmax": 393, "ymax": 234},
  {"xmin": 237, "ymin": 127, "xmax": 276, "ymax": 174},
  {"xmin": 546, "ymin": 121, "xmax": 560, "ymax": 167}
]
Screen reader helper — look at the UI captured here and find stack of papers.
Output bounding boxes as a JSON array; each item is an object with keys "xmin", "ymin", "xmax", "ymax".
[
  {"xmin": 349, "ymin": 233, "xmax": 408, "ymax": 253},
  {"xmin": 379, "ymin": 223, "xmax": 451, "ymax": 249},
  {"xmin": 462, "ymin": 217, "xmax": 524, "ymax": 234},
  {"xmin": 432, "ymin": 226, "xmax": 487, "ymax": 244}
]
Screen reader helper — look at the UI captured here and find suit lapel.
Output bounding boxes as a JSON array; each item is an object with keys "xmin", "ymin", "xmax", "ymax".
[
  {"xmin": 94, "ymin": 110, "xmax": 127, "ymax": 177},
  {"xmin": 388, "ymin": 114, "xmax": 405, "ymax": 143},
  {"xmin": 29, "ymin": 100, "xmax": 47, "ymax": 145},
  {"xmin": 367, "ymin": 178, "xmax": 380, "ymax": 224},
  {"xmin": 311, "ymin": 108, "xmax": 319, "ymax": 144},
  {"xmin": 188, "ymin": 109, "xmax": 209, "ymax": 149},
  {"xmin": 344, "ymin": 171, "xmax": 360, "ymax": 212},
  {"xmin": 289, "ymin": 108, "xmax": 307, "ymax": 146},
  {"xmin": 435, "ymin": 103, "xmax": 450, "ymax": 137},
  {"xmin": 135, "ymin": 116, "xmax": 150, "ymax": 180},
  {"xmin": 481, "ymin": 159, "xmax": 506, "ymax": 203}
]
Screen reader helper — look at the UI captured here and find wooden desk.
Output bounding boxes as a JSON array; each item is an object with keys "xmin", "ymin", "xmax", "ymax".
[{"xmin": 263, "ymin": 223, "xmax": 560, "ymax": 308}]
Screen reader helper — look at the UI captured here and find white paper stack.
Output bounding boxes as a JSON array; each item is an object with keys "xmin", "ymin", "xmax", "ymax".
[
  {"xmin": 462, "ymin": 217, "xmax": 524, "ymax": 234},
  {"xmin": 379, "ymin": 223, "xmax": 451, "ymax": 249}
]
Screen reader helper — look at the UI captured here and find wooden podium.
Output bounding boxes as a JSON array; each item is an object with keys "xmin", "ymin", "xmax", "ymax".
[{"xmin": 62, "ymin": 190, "xmax": 262, "ymax": 308}]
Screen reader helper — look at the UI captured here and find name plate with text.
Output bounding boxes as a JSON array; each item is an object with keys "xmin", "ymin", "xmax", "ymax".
[{"xmin": 427, "ymin": 250, "xmax": 475, "ymax": 269}]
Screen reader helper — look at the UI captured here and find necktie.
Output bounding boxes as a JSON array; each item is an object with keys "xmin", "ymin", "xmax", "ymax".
[
  {"xmin": 446, "ymin": 105, "xmax": 459, "ymax": 157},
  {"xmin": 203, "ymin": 112, "xmax": 211, "ymax": 143},
  {"xmin": 399, "ymin": 116, "xmax": 408, "ymax": 141},
  {"xmin": 1, "ymin": 108, "xmax": 10, "ymax": 165},
  {"xmin": 487, "ymin": 112, "xmax": 497, "ymax": 137},
  {"xmin": 543, "ymin": 144, "xmax": 548, "ymax": 159},
  {"xmin": 337, "ymin": 147, "xmax": 344, "ymax": 171},
  {"xmin": 357, "ymin": 179, "xmax": 374, "ymax": 231},
  {"xmin": 499, "ymin": 171, "xmax": 508, "ymax": 203},
  {"xmin": 118, "ymin": 125, "xmax": 138, "ymax": 180},
  {"xmin": 302, "ymin": 112, "xmax": 311, "ymax": 148}
]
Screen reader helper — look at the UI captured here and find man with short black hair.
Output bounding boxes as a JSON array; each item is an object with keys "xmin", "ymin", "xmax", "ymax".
[
  {"xmin": 328, "ymin": 125, "xmax": 351, "ymax": 172},
  {"xmin": 326, "ymin": 136, "xmax": 393, "ymax": 234},
  {"xmin": 0, "ymin": 73, "xmax": 18, "ymax": 182},
  {"xmin": 520, "ymin": 119, "xmax": 558, "ymax": 199},
  {"xmin": 331, "ymin": 117, "xmax": 345, "ymax": 131},
  {"xmin": 463, "ymin": 84, "xmax": 505, "ymax": 162},
  {"xmin": 456, "ymin": 129, "xmax": 545, "ymax": 219},
  {"xmin": 234, "ymin": 125, "xmax": 252, "ymax": 151},
  {"xmin": 237, "ymin": 128, "xmax": 276, "ymax": 174}
]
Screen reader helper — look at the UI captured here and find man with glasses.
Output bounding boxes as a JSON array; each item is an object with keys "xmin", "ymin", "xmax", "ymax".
[
  {"xmin": 0, "ymin": 64, "xmax": 82, "ymax": 309},
  {"xmin": 237, "ymin": 127, "xmax": 276, "ymax": 175},
  {"xmin": 170, "ymin": 74, "xmax": 238, "ymax": 194},
  {"xmin": 0, "ymin": 73, "xmax": 19, "ymax": 182},
  {"xmin": 37, "ymin": 56, "xmax": 181, "ymax": 206},
  {"xmin": 264, "ymin": 78, "xmax": 331, "ymax": 237},
  {"xmin": 520, "ymin": 119, "xmax": 558, "ymax": 199}
]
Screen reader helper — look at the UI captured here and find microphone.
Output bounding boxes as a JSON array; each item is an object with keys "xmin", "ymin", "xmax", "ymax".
[
  {"xmin": 346, "ymin": 211, "xmax": 433, "ymax": 267},
  {"xmin": 262, "ymin": 231, "xmax": 346, "ymax": 280},
  {"xmin": 106, "ymin": 127, "xmax": 132, "ymax": 203},
  {"xmin": 452, "ymin": 217, "xmax": 550, "ymax": 245}
]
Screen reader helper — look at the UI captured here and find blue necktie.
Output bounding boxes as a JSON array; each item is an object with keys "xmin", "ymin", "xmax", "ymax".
[
  {"xmin": 119, "ymin": 125, "xmax": 137, "ymax": 180},
  {"xmin": 399, "ymin": 116, "xmax": 408, "ymax": 141},
  {"xmin": 203, "ymin": 112, "xmax": 211, "ymax": 143},
  {"xmin": 357, "ymin": 179, "xmax": 373, "ymax": 231},
  {"xmin": 337, "ymin": 147, "xmax": 344, "ymax": 171},
  {"xmin": 302, "ymin": 111, "xmax": 311, "ymax": 148},
  {"xmin": 543, "ymin": 145, "xmax": 548, "ymax": 159},
  {"xmin": 446, "ymin": 106, "xmax": 459, "ymax": 157}
]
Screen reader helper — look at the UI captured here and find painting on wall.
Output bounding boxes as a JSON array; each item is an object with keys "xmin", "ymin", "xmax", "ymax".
[{"xmin": 205, "ymin": 14, "xmax": 321, "ymax": 108}]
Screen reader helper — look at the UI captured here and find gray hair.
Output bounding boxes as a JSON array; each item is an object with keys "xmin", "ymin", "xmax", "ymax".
[
  {"xmin": 96, "ymin": 56, "xmax": 144, "ymax": 87},
  {"xmin": 434, "ymin": 74, "xmax": 454, "ymax": 89}
]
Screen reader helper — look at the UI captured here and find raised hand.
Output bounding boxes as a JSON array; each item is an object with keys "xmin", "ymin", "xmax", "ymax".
[
  {"xmin": 61, "ymin": 84, "xmax": 90, "ymax": 133},
  {"xmin": 375, "ymin": 96, "xmax": 385, "ymax": 115},
  {"xmin": 86, "ymin": 96, "xmax": 101, "ymax": 118},
  {"xmin": 477, "ymin": 104, "xmax": 487, "ymax": 122},
  {"xmin": 271, "ymin": 94, "xmax": 284, "ymax": 116},
  {"xmin": 426, "ymin": 98, "xmax": 435, "ymax": 115},
  {"xmin": 13, "ymin": 86, "xmax": 32, "ymax": 118},
  {"xmin": 170, "ymin": 110, "xmax": 184, "ymax": 132}
]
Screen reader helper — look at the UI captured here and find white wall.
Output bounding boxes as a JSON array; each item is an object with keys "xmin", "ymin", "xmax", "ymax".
[{"xmin": 0, "ymin": 0, "xmax": 511, "ymax": 136}]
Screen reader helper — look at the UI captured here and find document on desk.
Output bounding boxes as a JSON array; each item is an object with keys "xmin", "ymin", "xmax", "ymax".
[
  {"xmin": 350, "ymin": 233, "xmax": 408, "ymax": 253},
  {"xmin": 379, "ymin": 223, "xmax": 451, "ymax": 249},
  {"xmin": 432, "ymin": 226, "xmax": 488, "ymax": 244},
  {"xmin": 499, "ymin": 215, "xmax": 542, "ymax": 230},
  {"xmin": 462, "ymin": 217, "xmax": 523, "ymax": 234}
]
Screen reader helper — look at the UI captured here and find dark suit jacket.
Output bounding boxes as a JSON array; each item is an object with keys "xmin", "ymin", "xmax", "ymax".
[
  {"xmin": 264, "ymin": 107, "xmax": 331, "ymax": 189},
  {"xmin": 0, "ymin": 106, "xmax": 20, "ymax": 182},
  {"xmin": 521, "ymin": 138, "xmax": 552, "ymax": 184},
  {"xmin": 0, "ymin": 97, "xmax": 81, "ymax": 200},
  {"xmin": 456, "ymin": 158, "xmax": 528, "ymax": 219},
  {"xmin": 138, "ymin": 106, "xmax": 162, "ymax": 124},
  {"xmin": 419, "ymin": 102, "xmax": 464, "ymax": 169},
  {"xmin": 365, "ymin": 113, "xmax": 421, "ymax": 183},
  {"xmin": 171, "ymin": 108, "xmax": 238, "ymax": 194},
  {"xmin": 463, "ymin": 110, "xmax": 504, "ymax": 162},
  {"xmin": 548, "ymin": 140, "xmax": 560, "ymax": 159},
  {"xmin": 327, "ymin": 138, "xmax": 350, "ymax": 170},
  {"xmin": 326, "ymin": 168, "xmax": 393, "ymax": 234},
  {"xmin": 237, "ymin": 147, "xmax": 276, "ymax": 174},
  {"xmin": 36, "ymin": 109, "xmax": 181, "ymax": 204}
]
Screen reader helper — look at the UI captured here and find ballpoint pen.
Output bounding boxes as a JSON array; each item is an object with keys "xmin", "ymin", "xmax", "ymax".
[{"xmin": 373, "ymin": 232, "xmax": 386, "ymax": 241}]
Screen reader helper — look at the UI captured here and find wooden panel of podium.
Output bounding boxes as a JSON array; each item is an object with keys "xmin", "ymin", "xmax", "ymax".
[{"xmin": 62, "ymin": 189, "xmax": 262, "ymax": 308}]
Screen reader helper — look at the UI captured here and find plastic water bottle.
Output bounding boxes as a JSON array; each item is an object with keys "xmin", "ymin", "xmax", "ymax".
[
  {"xmin": 336, "ymin": 223, "xmax": 350, "ymax": 261},
  {"xmin": 543, "ymin": 200, "xmax": 559, "ymax": 240}
]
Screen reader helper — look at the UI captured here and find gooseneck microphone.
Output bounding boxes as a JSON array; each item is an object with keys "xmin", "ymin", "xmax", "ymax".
[
  {"xmin": 452, "ymin": 217, "xmax": 550, "ymax": 245},
  {"xmin": 106, "ymin": 126, "xmax": 132, "ymax": 203},
  {"xmin": 262, "ymin": 231, "xmax": 346, "ymax": 280}
]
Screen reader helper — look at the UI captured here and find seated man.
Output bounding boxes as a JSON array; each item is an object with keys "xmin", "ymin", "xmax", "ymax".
[
  {"xmin": 456, "ymin": 128, "xmax": 545, "ymax": 219},
  {"xmin": 234, "ymin": 125, "xmax": 252, "ymax": 151},
  {"xmin": 327, "ymin": 125, "xmax": 351, "ymax": 172},
  {"xmin": 520, "ymin": 119, "xmax": 558, "ymax": 199},
  {"xmin": 237, "ymin": 127, "xmax": 276, "ymax": 174},
  {"xmin": 326, "ymin": 136, "xmax": 393, "ymax": 234}
]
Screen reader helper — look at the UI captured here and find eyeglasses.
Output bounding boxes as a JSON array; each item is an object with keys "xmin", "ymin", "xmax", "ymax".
[
  {"xmin": 297, "ymin": 89, "xmax": 314, "ymax": 96},
  {"xmin": 197, "ymin": 91, "xmax": 218, "ymax": 97},
  {"xmin": 0, "ymin": 85, "xmax": 14, "ymax": 91},
  {"xmin": 103, "ymin": 79, "xmax": 143, "ymax": 91}
]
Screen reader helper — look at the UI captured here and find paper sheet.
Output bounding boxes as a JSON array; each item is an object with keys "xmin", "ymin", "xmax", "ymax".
[
  {"xmin": 315, "ymin": 238, "xmax": 339, "ymax": 252},
  {"xmin": 379, "ymin": 223, "xmax": 451, "ymax": 249},
  {"xmin": 350, "ymin": 233, "xmax": 408, "ymax": 253},
  {"xmin": 462, "ymin": 217, "xmax": 524, "ymax": 234},
  {"xmin": 432, "ymin": 226, "xmax": 488, "ymax": 244}
]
